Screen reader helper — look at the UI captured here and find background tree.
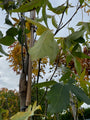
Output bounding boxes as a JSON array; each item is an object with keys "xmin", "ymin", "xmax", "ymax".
[{"xmin": 0, "ymin": 88, "xmax": 19, "ymax": 120}]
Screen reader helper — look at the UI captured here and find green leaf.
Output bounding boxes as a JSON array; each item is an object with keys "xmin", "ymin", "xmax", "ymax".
[
  {"xmin": 12, "ymin": 0, "xmax": 45, "ymax": 12},
  {"xmin": 0, "ymin": 36, "xmax": 16, "ymax": 46},
  {"xmin": 26, "ymin": 17, "xmax": 48, "ymax": 35},
  {"xmin": 72, "ymin": 44, "xmax": 82, "ymax": 52},
  {"xmin": 36, "ymin": 7, "xmax": 41, "ymax": 15},
  {"xmin": 73, "ymin": 58, "xmax": 82, "ymax": 75},
  {"xmin": 65, "ymin": 30, "xmax": 85, "ymax": 48},
  {"xmin": 34, "ymin": 80, "xmax": 57, "ymax": 88},
  {"xmin": 68, "ymin": 27, "xmax": 75, "ymax": 33},
  {"xmin": 71, "ymin": 85, "xmax": 90, "ymax": 104},
  {"xmin": 42, "ymin": 4, "xmax": 48, "ymax": 27},
  {"xmin": 47, "ymin": 79, "xmax": 90, "ymax": 114},
  {"xmin": 80, "ymin": 69, "xmax": 86, "ymax": 82},
  {"xmin": 47, "ymin": 82, "xmax": 90, "ymax": 114},
  {"xmin": 29, "ymin": 30, "xmax": 59, "ymax": 62},
  {"xmin": 79, "ymin": 0, "xmax": 84, "ymax": 5},
  {"xmin": 52, "ymin": 16, "xmax": 58, "ymax": 28},
  {"xmin": 0, "ymin": 45, "xmax": 8, "ymax": 56},
  {"xmin": 72, "ymin": 52, "xmax": 90, "ymax": 59},
  {"xmin": 74, "ymin": 37, "xmax": 85, "ymax": 43},
  {"xmin": 0, "ymin": 31, "xmax": 3, "ymax": 39},
  {"xmin": 77, "ymin": 22, "xmax": 90, "ymax": 33},
  {"xmin": 66, "ymin": 55, "xmax": 73, "ymax": 65},
  {"xmin": 5, "ymin": 16, "xmax": 13, "ymax": 26},
  {"xmin": 6, "ymin": 27, "xmax": 18, "ymax": 37},
  {"xmin": 48, "ymin": 1, "xmax": 66, "ymax": 14},
  {"xmin": 60, "ymin": 71, "xmax": 71, "ymax": 83},
  {"xmin": 79, "ymin": 69, "xmax": 87, "ymax": 91},
  {"xmin": 0, "ymin": 55, "xmax": 3, "ymax": 57},
  {"xmin": 47, "ymin": 83, "xmax": 70, "ymax": 113},
  {"xmin": 66, "ymin": 30, "xmax": 85, "ymax": 41}
]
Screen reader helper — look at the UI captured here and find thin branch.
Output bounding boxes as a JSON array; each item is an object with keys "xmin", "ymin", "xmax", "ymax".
[
  {"xmin": 37, "ymin": 59, "xmax": 41, "ymax": 84},
  {"xmin": 39, "ymin": 88, "xmax": 48, "ymax": 105},
  {"xmin": 54, "ymin": 5, "xmax": 81, "ymax": 36},
  {"xmin": 36, "ymin": 58, "xmax": 41, "ymax": 105},
  {"xmin": 54, "ymin": 0, "xmax": 69, "ymax": 36},
  {"xmin": 39, "ymin": 54, "xmax": 60, "ymax": 104}
]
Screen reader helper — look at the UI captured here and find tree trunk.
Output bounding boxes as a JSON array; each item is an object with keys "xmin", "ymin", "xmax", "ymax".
[
  {"xmin": 26, "ymin": 10, "xmax": 35, "ymax": 106},
  {"xmin": 19, "ymin": 71, "xmax": 27, "ymax": 111}
]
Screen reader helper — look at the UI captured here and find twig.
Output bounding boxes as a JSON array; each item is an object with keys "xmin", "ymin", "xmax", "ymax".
[
  {"xmin": 39, "ymin": 88, "xmax": 47, "ymax": 105},
  {"xmin": 54, "ymin": 0, "xmax": 69, "ymax": 36},
  {"xmin": 39, "ymin": 54, "xmax": 60, "ymax": 104},
  {"xmin": 36, "ymin": 58, "xmax": 41, "ymax": 105},
  {"xmin": 54, "ymin": 5, "xmax": 81, "ymax": 35}
]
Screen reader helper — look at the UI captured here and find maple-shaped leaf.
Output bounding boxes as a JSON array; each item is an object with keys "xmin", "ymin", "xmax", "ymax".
[
  {"xmin": 47, "ymin": 83, "xmax": 70, "ymax": 113},
  {"xmin": 29, "ymin": 30, "xmax": 59, "ymax": 62},
  {"xmin": 47, "ymin": 82, "xmax": 90, "ymax": 114}
]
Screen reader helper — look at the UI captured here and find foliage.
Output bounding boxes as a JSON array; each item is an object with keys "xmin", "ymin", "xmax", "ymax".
[
  {"xmin": 0, "ymin": 88, "xmax": 20, "ymax": 120},
  {"xmin": 59, "ymin": 112, "xmax": 73, "ymax": 120},
  {"xmin": 59, "ymin": 108, "xmax": 90, "ymax": 120},
  {"xmin": 0, "ymin": 31, "xmax": 8, "ymax": 57},
  {"xmin": 83, "ymin": 108, "xmax": 90, "ymax": 119},
  {"xmin": 10, "ymin": 101, "xmax": 42, "ymax": 120},
  {"xmin": 47, "ymin": 79, "xmax": 90, "ymax": 113},
  {"xmin": 7, "ymin": 41, "xmax": 25, "ymax": 74},
  {"xmin": 0, "ymin": 0, "xmax": 90, "ymax": 119}
]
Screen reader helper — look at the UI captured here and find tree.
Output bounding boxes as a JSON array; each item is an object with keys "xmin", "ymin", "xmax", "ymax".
[
  {"xmin": 0, "ymin": 88, "xmax": 19, "ymax": 120},
  {"xmin": 0, "ymin": 0, "xmax": 90, "ymax": 120}
]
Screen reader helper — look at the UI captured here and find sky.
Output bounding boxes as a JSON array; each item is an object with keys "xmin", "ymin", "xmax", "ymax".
[
  {"xmin": 0, "ymin": 0, "xmax": 90, "ymax": 107},
  {"xmin": 0, "ymin": 8, "xmax": 19, "ymax": 90}
]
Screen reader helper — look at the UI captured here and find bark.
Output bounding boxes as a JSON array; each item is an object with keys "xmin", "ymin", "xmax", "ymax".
[
  {"xmin": 26, "ymin": 57, "xmax": 32, "ymax": 106},
  {"xmin": 19, "ymin": 10, "xmax": 31, "ymax": 111},
  {"xmin": 26, "ymin": 10, "xmax": 35, "ymax": 106},
  {"xmin": 19, "ymin": 71, "xmax": 27, "ymax": 111}
]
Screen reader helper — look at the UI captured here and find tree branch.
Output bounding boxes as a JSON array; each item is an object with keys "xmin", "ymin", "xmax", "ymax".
[
  {"xmin": 39, "ymin": 54, "xmax": 60, "ymax": 104},
  {"xmin": 54, "ymin": 0, "xmax": 69, "ymax": 36},
  {"xmin": 54, "ymin": 5, "xmax": 81, "ymax": 36},
  {"xmin": 36, "ymin": 58, "xmax": 41, "ymax": 105}
]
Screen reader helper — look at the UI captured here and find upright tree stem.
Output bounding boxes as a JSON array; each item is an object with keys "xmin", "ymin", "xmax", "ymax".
[{"xmin": 26, "ymin": 10, "xmax": 35, "ymax": 106}]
